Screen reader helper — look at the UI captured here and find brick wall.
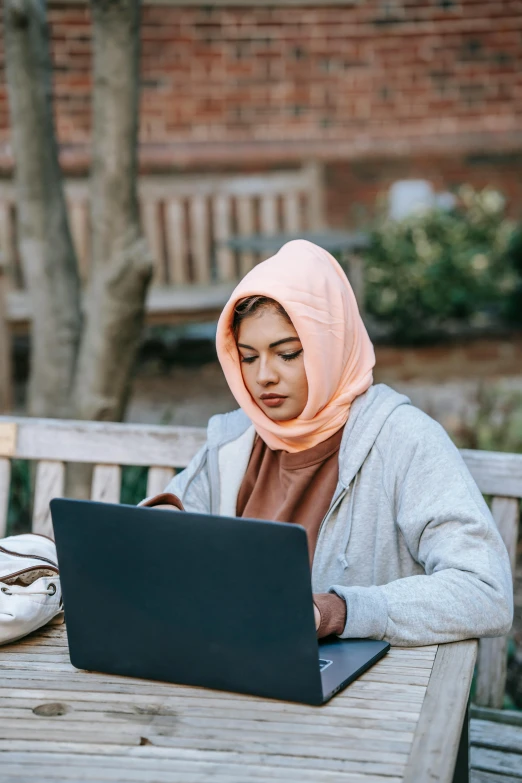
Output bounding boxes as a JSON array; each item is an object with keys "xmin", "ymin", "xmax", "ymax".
[
  {"xmin": 1, "ymin": 1, "xmax": 521, "ymax": 220},
  {"xmin": 325, "ymin": 150, "xmax": 522, "ymax": 225}
]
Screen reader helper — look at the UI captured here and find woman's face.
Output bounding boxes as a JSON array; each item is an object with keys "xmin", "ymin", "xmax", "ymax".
[{"xmin": 237, "ymin": 307, "xmax": 308, "ymax": 422}]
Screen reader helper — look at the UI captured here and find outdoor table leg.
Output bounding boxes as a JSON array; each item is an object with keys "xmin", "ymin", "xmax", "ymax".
[{"xmin": 452, "ymin": 699, "xmax": 470, "ymax": 783}]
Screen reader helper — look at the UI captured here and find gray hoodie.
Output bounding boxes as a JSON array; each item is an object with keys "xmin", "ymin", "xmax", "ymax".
[{"xmin": 160, "ymin": 383, "xmax": 513, "ymax": 646}]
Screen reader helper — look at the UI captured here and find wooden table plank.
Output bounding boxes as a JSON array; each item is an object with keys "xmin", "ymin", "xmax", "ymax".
[
  {"xmin": 0, "ymin": 658, "xmax": 427, "ymax": 686},
  {"xmin": 0, "ymin": 624, "xmax": 471, "ymax": 783}
]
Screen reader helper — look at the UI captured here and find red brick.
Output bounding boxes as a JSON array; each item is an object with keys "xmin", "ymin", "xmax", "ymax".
[{"xmin": 0, "ymin": 1, "xmax": 519, "ymax": 202}]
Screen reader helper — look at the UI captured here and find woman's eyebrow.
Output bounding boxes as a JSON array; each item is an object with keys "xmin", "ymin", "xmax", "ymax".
[
  {"xmin": 237, "ymin": 337, "xmax": 301, "ymax": 351},
  {"xmin": 269, "ymin": 337, "xmax": 301, "ymax": 349}
]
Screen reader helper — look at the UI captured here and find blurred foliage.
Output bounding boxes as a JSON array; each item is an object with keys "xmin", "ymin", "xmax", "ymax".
[
  {"xmin": 364, "ymin": 186, "xmax": 522, "ymax": 341},
  {"xmin": 120, "ymin": 465, "xmax": 148, "ymax": 506},
  {"xmin": 7, "ymin": 460, "xmax": 32, "ymax": 537},
  {"xmin": 453, "ymin": 386, "xmax": 522, "ymax": 454}
]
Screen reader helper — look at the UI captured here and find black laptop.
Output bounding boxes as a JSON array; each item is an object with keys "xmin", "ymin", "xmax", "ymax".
[{"xmin": 50, "ymin": 499, "xmax": 389, "ymax": 706}]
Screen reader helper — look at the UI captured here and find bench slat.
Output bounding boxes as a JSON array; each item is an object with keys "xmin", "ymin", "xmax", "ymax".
[
  {"xmin": 475, "ymin": 496, "xmax": 519, "ymax": 709},
  {"xmin": 2, "ymin": 417, "xmax": 522, "ymax": 497},
  {"xmin": 471, "ymin": 718, "xmax": 522, "ymax": 753},
  {"xmin": 146, "ymin": 467, "xmax": 176, "ymax": 498},
  {"xmin": 470, "ymin": 747, "xmax": 522, "ymax": 779},
  {"xmin": 304, "ymin": 161, "xmax": 325, "ymax": 230},
  {"xmin": 6, "ymin": 283, "xmax": 235, "ymax": 326},
  {"xmin": 282, "ymin": 192, "xmax": 301, "ymax": 234},
  {"xmin": 165, "ymin": 199, "xmax": 188, "ymax": 285},
  {"xmin": 260, "ymin": 193, "xmax": 278, "ymax": 237},
  {"xmin": 33, "ymin": 461, "xmax": 65, "ymax": 538},
  {"xmin": 460, "ymin": 449, "xmax": 522, "ymax": 498},
  {"xmin": 236, "ymin": 196, "xmax": 256, "ymax": 277},
  {"xmin": 135, "ymin": 170, "xmax": 316, "ymax": 198},
  {"xmin": 0, "ymin": 457, "xmax": 10, "ymax": 537},
  {"xmin": 491, "ymin": 496, "xmax": 519, "ymax": 587},
  {"xmin": 91, "ymin": 465, "xmax": 121, "ymax": 504},
  {"xmin": 189, "ymin": 196, "xmax": 210, "ymax": 284},
  {"xmin": 0, "ymin": 417, "xmax": 206, "ymax": 469},
  {"xmin": 142, "ymin": 200, "xmax": 166, "ymax": 285},
  {"xmin": 213, "ymin": 194, "xmax": 235, "ymax": 282}
]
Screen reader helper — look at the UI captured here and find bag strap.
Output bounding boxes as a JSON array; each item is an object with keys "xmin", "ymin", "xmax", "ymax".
[{"xmin": 0, "ymin": 545, "xmax": 58, "ymax": 568}]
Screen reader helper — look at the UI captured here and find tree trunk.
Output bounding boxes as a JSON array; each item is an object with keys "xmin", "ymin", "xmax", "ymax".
[
  {"xmin": 0, "ymin": 257, "xmax": 13, "ymax": 413},
  {"xmin": 72, "ymin": 0, "xmax": 153, "ymax": 422},
  {"xmin": 4, "ymin": 0, "xmax": 82, "ymax": 418}
]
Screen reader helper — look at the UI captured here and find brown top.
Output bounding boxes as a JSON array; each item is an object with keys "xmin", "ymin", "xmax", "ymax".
[
  {"xmin": 237, "ymin": 428, "xmax": 344, "ymax": 562},
  {"xmin": 236, "ymin": 427, "xmax": 347, "ymax": 638}
]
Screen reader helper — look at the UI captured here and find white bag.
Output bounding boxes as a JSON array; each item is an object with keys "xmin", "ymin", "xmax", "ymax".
[{"xmin": 0, "ymin": 533, "xmax": 63, "ymax": 645}]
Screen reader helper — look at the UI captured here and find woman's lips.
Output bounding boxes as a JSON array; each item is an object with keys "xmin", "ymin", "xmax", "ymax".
[{"xmin": 260, "ymin": 395, "xmax": 287, "ymax": 408}]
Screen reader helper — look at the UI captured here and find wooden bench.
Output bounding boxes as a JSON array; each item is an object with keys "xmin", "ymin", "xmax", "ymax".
[
  {"xmin": 0, "ymin": 164, "xmax": 327, "ymax": 412},
  {"xmin": 0, "ymin": 415, "xmax": 520, "ymax": 714},
  {"xmin": 0, "ymin": 415, "xmax": 521, "ymax": 780},
  {"xmin": 0, "ymin": 162, "xmax": 325, "ymax": 308}
]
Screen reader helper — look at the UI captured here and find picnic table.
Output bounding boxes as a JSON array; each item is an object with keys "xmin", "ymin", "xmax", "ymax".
[{"xmin": 0, "ymin": 621, "xmax": 476, "ymax": 782}]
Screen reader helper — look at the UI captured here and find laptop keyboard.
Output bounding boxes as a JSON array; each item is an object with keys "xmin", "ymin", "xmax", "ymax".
[{"xmin": 319, "ymin": 658, "xmax": 333, "ymax": 672}]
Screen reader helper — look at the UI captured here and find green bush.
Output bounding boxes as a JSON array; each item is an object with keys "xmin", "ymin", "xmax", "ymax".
[
  {"xmin": 7, "ymin": 460, "xmax": 32, "ymax": 536},
  {"xmin": 364, "ymin": 186, "xmax": 521, "ymax": 341},
  {"xmin": 453, "ymin": 386, "xmax": 522, "ymax": 454}
]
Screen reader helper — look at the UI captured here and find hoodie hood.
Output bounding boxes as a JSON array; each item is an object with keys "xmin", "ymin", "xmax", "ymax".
[
  {"xmin": 336, "ymin": 384, "xmax": 410, "ymax": 488},
  {"xmin": 207, "ymin": 383, "xmax": 410, "ymax": 488}
]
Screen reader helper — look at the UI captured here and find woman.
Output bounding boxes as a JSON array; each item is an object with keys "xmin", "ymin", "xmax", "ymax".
[{"xmin": 140, "ymin": 239, "xmax": 513, "ymax": 645}]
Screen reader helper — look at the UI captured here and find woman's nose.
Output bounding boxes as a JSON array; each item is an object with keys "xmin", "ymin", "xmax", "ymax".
[{"xmin": 257, "ymin": 357, "xmax": 278, "ymax": 386}]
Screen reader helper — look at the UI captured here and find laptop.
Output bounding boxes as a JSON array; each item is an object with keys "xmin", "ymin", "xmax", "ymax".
[{"xmin": 50, "ymin": 498, "xmax": 389, "ymax": 706}]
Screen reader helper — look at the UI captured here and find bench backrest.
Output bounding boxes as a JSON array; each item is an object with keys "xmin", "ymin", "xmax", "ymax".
[
  {"xmin": 0, "ymin": 164, "xmax": 324, "ymax": 289},
  {"xmin": 0, "ymin": 415, "xmax": 520, "ymax": 710}
]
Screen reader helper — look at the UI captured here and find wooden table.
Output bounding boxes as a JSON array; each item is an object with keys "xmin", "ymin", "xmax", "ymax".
[{"xmin": 0, "ymin": 623, "xmax": 477, "ymax": 782}]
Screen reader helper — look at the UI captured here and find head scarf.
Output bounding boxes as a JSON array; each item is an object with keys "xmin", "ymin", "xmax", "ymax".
[{"xmin": 216, "ymin": 239, "xmax": 375, "ymax": 453}]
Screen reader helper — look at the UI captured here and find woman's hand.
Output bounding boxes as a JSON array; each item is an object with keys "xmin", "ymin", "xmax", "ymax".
[
  {"xmin": 150, "ymin": 504, "xmax": 180, "ymax": 510},
  {"xmin": 314, "ymin": 602, "xmax": 321, "ymax": 631}
]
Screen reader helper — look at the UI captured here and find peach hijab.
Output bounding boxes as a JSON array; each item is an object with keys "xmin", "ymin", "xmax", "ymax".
[{"xmin": 216, "ymin": 239, "xmax": 375, "ymax": 453}]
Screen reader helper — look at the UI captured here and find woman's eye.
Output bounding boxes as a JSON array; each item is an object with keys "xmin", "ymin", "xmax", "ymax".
[
  {"xmin": 240, "ymin": 355, "xmax": 257, "ymax": 364},
  {"xmin": 281, "ymin": 349, "xmax": 303, "ymax": 362}
]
